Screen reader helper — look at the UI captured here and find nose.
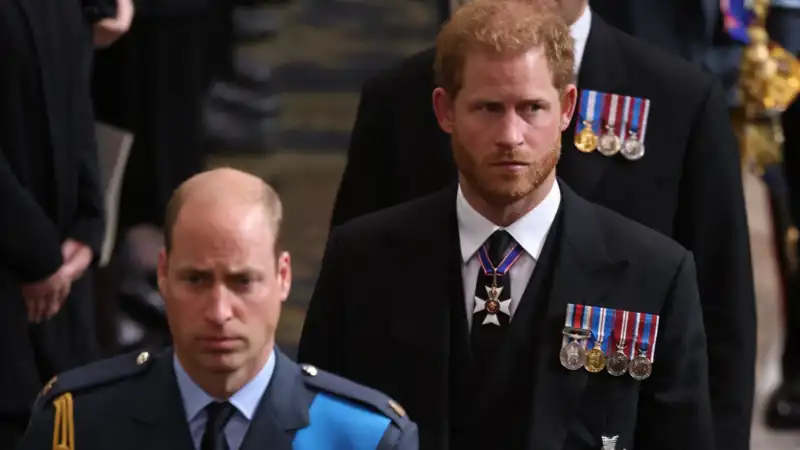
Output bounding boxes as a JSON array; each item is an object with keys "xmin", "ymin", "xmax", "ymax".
[
  {"xmin": 496, "ymin": 112, "xmax": 525, "ymax": 149},
  {"xmin": 205, "ymin": 284, "xmax": 234, "ymax": 325}
]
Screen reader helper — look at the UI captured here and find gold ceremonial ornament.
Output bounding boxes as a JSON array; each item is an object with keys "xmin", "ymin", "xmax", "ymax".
[
  {"xmin": 575, "ymin": 120, "xmax": 598, "ymax": 153},
  {"xmin": 52, "ymin": 392, "xmax": 75, "ymax": 450},
  {"xmin": 736, "ymin": 0, "xmax": 800, "ymax": 173},
  {"xmin": 388, "ymin": 399, "xmax": 406, "ymax": 417},
  {"xmin": 136, "ymin": 351, "xmax": 150, "ymax": 365}
]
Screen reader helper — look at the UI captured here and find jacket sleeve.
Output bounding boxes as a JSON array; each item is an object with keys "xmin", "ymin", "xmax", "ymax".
[
  {"xmin": 298, "ymin": 230, "xmax": 347, "ymax": 375},
  {"xmin": 635, "ymin": 252, "xmax": 715, "ymax": 449},
  {"xmin": 673, "ymin": 78, "xmax": 756, "ymax": 449},
  {"xmin": 378, "ymin": 420, "xmax": 419, "ymax": 450},
  {"xmin": 66, "ymin": 31, "xmax": 106, "ymax": 259},
  {"xmin": 0, "ymin": 150, "xmax": 64, "ymax": 283},
  {"xmin": 329, "ymin": 77, "xmax": 392, "ymax": 229}
]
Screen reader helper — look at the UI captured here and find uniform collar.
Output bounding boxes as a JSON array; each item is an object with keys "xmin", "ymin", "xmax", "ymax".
[
  {"xmin": 174, "ymin": 348, "xmax": 277, "ymax": 422},
  {"xmin": 456, "ymin": 180, "xmax": 561, "ymax": 263}
]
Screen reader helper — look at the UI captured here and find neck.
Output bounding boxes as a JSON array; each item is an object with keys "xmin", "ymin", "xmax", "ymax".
[
  {"xmin": 461, "ymin": 173, "xmax": 556, "ymax": 227},
  {"xmin": 176, "ymin": 342, "xmax": 273, "ymax": 399},
  {"xmin": 564, "ymin": 1, "xmax": 588, "ymax": 26}
]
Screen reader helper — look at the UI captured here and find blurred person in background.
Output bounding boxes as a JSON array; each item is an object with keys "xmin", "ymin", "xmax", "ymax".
[{"xmin": 0, "ymin": 0, "xmax": 131, "ymax": 446}]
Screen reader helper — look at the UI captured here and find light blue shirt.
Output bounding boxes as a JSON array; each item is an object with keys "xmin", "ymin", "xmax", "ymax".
[{"xmin": 174, "ymin": 349, "xmax": 277, "ymax": 450}]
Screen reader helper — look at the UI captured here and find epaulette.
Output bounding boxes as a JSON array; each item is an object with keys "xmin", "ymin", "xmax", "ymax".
[
  {"xmin": 298, "ymin": 364, "xmax": 411, "ymax": 430},
  {"xmin": 34, "ymin": 350, "xmax": 156, "ymax": 410}
]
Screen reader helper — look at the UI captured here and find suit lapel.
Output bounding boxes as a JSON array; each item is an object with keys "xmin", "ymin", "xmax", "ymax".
[
  {"xmin": 240, "ymin": 350, "xmax": 310, "ymax": 450},
  {"xmin": 126, "ymin": 350, "xmax": 195, "ymax": 450},
  {"xmin": 528, "ymin": 182, "xmax": 628, "ymax": 450},
  {"xmin": 559, "ymin": 15, "xmax": 628, "ymax": 200}
]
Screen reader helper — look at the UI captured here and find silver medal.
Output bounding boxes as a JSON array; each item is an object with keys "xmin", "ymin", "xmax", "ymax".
[
  {"xmin": 559, "ymin": 341, "xmax": 587, "ymax": 371},
  {"xmin": 628, "ymin": 354, "xmax": 653, "ymax": 380},
  {"xmin": 621, "ymin": 135, "xmax": 645, "ymax": 161}
]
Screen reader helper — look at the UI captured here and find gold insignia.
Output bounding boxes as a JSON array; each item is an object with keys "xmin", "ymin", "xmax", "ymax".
[
  {"xmin": 301, "ymin": 364, "xmax": 318, "ymax": 377},
  {"xmin": 52, "ymin": 392, "xmax": 75, "ymax": 450},
  {"xmin": 39, "ymin": 376, "xmax": 57, "ymax": 399},
  {"xmin": 136, "ymin": 351, "xmax": 150, "ymax": 365},
  {"xmin": 388, "ymin": 399, "xmax": 406, "ymax": 418}
]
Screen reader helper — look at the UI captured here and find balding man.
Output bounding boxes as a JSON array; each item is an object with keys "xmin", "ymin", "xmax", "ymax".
[{"xmin": 18, "ymin": 168, "xmax": 419, "ymax": 450}]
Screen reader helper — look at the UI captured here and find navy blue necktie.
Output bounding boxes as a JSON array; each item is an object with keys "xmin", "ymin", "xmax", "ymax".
[{"xmin": 201, "ymin": 401, "xmax": 236, "ymax": 450}]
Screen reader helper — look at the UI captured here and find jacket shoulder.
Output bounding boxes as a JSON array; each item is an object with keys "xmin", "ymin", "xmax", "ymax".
[
  {"xmin": 33, "ymin": 350, "xmax": 156, "ymax": 411},
  {"xmin": 298, "ymin": 363, "xmax": 413, "ymax": 431},
  {"xmin": 363, "ymin": 48, "xmax": 436, "ymax": 96},
  {"xmin": 611, "ymin": 28, "xmax": 716, "ymax": 97}
]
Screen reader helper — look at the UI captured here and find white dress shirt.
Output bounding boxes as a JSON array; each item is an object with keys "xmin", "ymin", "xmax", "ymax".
[
  {"xmin": 571, "ymin": 4, "xmax": 592, "ymax": 76},
  {"xmin": 457, "ymin": 182, "xmax": 562, "ymax": 329}
]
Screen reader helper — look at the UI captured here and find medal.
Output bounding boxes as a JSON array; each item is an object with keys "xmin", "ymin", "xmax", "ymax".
[
  {"xmin": 607, "ymin": 309, "xmax": 633, "ymax": 376},
  {"xmin": 574, "ymin": 90, "xmax": 601, "ymax": 153},
  {"xmin": 598, "ymin": 94, "xmax": 622, "ymax": 156},
  {"xmin": 620, "ymin": 97, "xmax": 650, "ymax": 161},
  {"xmin": 585, "ymin": 306, "xmax": 612, "ymax": 373},
  {"xmin": 473, "ymin": 242, "xmax": 522, "ymax": 326},
  {"xmin": 628, "ymin": 312, "xmax": 660, "ymax": 381},
  {"xmin": 560, "ymin": 304, "xmax": 591, "ymax": 371}
]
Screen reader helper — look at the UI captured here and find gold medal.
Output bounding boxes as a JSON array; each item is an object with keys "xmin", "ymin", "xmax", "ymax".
[
  {"xmin": 585, "ymin": 342, "xmax": 607, "ymax": 373},
  {"xmin": 575, "ymin": 120, "xmax": 598, "ymax": 153}
]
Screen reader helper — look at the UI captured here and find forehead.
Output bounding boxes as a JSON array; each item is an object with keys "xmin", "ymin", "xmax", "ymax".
[
  {"xmin": 170, "ymin": 204, "xmax": 275, "ymax": 260},
  {"xmin": 460, "ymin": 47, "xmax": 555, "ymax": 96}
]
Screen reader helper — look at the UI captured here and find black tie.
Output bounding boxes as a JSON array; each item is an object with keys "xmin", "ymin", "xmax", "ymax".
[
  {"xmin": 200, "ymin": 401, "xmax": 236, "ymax": 450},
  {"xmin": 471, "ymin": 230, "xmax": 515, "ymax": 371}
]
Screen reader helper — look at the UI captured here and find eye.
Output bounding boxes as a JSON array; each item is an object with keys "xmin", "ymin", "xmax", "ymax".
[{"xmin": 232, "ymin": 274, "xmax": 252, "ymax": 287}]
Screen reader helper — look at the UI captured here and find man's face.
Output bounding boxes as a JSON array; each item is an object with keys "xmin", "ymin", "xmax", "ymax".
[
  {"xmin": 433, "ymin": 47, "xmax": 576, "ymax": 205},
  {"xmin": 157, "ymin": 204, "xmax": 291, "ymax": 378}
]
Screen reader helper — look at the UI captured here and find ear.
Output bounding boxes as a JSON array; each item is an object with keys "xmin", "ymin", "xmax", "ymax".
[
  {"xmin": 560, "ymin": 84, "xmax": 578, "ymax": 132},
  {"xmin": 156, "ymin": 249, "xmax": 168, "ymax": 295},
  {"xmin": 276, "ymin": 251, "xmax": 292, "ymax": 303},
  {"xmin": 432, "ymin": 87, "xmax": 456, "ymax": 134}
]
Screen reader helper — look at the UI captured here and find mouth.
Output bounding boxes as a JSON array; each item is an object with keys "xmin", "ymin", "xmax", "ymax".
[
  {"xmin": 491, "ymin": 161, "xmax": 530, "ymax": 170},
  {"xmin": 196, "ymin": 336, "xmax": 242, "ymax": 350}
]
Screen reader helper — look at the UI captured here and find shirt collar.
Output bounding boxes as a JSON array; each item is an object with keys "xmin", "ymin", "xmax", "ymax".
[
  {"xmin": 174, "ymin": 348, "xmax": 277, "ymax": 422},
  {"xmin": 457, "ymin": 181, "xmax": 561, "ymax": 263},
  {"xmin": 571, "ymin": 4, "xmax": 592, "ymax": 76}
]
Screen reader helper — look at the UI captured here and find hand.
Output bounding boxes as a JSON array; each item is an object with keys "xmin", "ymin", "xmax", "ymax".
[
  {"xmin": 93, "ymin": 0, "xmax": 134, "ymax": 48},
  {"xmin": 21, "ymin": 268, "xmax": 71, "ymax": 324},
  {"xmin": 60, "ymin": 239, "xmax": 94, "ymax": 282}
]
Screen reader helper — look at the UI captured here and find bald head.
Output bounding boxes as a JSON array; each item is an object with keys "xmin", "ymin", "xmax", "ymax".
[{"xmin": 163, "ymin": 168, "xmax": 283, "ymax": 254}]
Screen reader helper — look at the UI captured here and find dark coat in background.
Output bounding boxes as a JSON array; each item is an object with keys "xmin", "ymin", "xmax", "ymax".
[
  {"xmin": 0, "ymin": 0, "xmax": 108, "ymax": 431},
  {"xmin": 91, "ymin": 0, "xmax": 234, "ymax": 230}
]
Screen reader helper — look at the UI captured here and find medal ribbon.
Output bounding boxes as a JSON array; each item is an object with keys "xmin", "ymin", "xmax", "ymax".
[
  {"xmin": 639, "ymin": 99, "xmax": 651, "ymax": 144},
  {"xmin": 634, "ymin": 313, "xmax": 656, "ymax": 360},
  {"xmin": 612, "ymin": 309, "xmax": 629, "ymax": 353},
  {"xmin": 646, "ymin": 314, "xmax": 660, "ymax": 362},
  {"xmin": 629, "ymin": 98, "xmax": 643, "ymax": 140},
  {"xmin": 581, "ymin": 305, "xmax": 594, "ymax": 350},
  {"xmin": 720, "ymin": 0, "xmax": 753, "ymax": 44},
  {"xmin": 627, "ymin": 312, "xmax": 642, "ymax": 359},
  {"xmin": 606, "ymin": 94, "xmax": 620, "ymax": 133},
  {"xmin": 619, "ymin": 97, "xmax": 632, "ymax": 140},
  {"xmin": 477, "ymin": 242, "xmax": 523, "ymax": 276},
  {"xmin": 575, "ymin": 90, "xmax": 603, "ymax": 135},
  {"xmin": 589, "ymin": 306, "xmax": 603, "ymax": 349},
  {"xmin": 601, "ymin": 307, "xmax": 615, "ymax": 354},
  {"xmin": 563, "ymin": 303, "xmax": 587, "ymax": 349}
]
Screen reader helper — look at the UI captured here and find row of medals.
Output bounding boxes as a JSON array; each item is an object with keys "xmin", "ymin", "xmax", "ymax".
[
  {"xmin": 559, "ymin": 328, "xmax": 652, "ymax": 381},
  {"xmin": 575, "ymin": 120, "xmax": 645, "ymax": 161}
]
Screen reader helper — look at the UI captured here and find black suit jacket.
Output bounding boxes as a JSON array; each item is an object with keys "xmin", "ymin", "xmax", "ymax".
[
  {"xmin": 20, "ymin": 348, "xmax": 418, "ymax": 450},
  {"xmin": 329, "ymin": 14, "xmax": 754, "ymax": 449},
  {"xmin": 301, "ymin": 182, "xmax": 713, "ymax": 450},
  {"xmin": 0, "ymin": 0, "xmax": 104, "ymax": 415}
]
